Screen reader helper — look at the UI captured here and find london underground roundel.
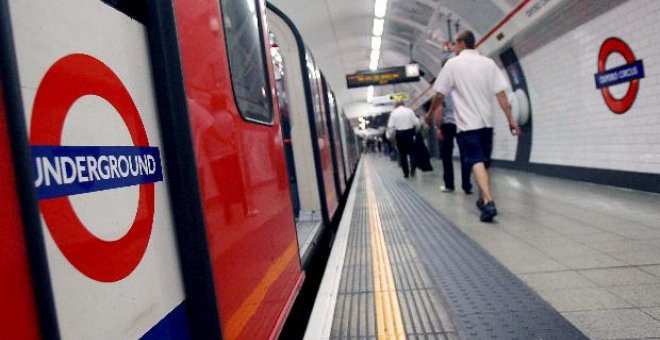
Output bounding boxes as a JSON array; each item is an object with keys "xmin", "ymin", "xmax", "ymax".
[
  {"xmin": 594, "ymin": 37, "xmax": 645, "ymax": 114},
  {"xmin": 30, "ymin": 54, "xmax": 163, "ymax": 282}
]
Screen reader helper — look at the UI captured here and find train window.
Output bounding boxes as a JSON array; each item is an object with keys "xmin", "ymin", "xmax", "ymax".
[
  {"xmin": 306, "ymin": 51, "xmax": 326, "ymax": 137},
  {"xmin": 310, "ymin": 76, "xmax": 326, "ymax": 137},
  {"xmin": 220, "ymin": 0, "xmax": 273, "ymax": 124}
]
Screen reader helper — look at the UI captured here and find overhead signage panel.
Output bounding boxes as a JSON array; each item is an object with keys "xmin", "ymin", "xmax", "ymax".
[
  {"xmin": 370, "ymin": 92, "xmax": 409, "ymax": 105},
  {"xmin": 389, "ymin": 93, "xmax": 409, "ymax": 101},
  {"xmin": 346, "ymin": 64, "xmax": 420, "ymax": 88}
]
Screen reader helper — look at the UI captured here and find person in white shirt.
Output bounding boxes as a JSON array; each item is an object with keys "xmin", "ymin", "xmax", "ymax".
[
  {"xmin": 425, "ymin": 30, "xmax": 521, "ymax": 222},
  {"xmin": 387, "ymin": 100, "xmax": 420, "ymax": 178}
]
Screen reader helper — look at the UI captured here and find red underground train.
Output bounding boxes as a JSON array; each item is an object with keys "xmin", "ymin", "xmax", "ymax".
[{"xmin": 0, "ymin": 0, "xmax": 358, "ymax": 339}]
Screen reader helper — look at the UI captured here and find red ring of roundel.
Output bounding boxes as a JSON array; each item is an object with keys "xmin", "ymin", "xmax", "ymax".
[
  {"xmin": 597, "ymin": 37, "xmax": 639, "ymax": 114},
  {"xmin": 30, "ymin": 53, "xmax": 155, "ymax": 282}
]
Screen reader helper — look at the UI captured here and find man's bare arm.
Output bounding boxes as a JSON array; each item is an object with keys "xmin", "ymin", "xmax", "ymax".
[
  {"xmin": 424, "ymin": 93, "xmax": 446, "ymax": 140},
  {"xmin": 425, "ymin": 93, "xmax": 445, "ymax": 126},
  {"xmin": 496, "ymin": 91, "xmax": 521, "ymax": 136}
]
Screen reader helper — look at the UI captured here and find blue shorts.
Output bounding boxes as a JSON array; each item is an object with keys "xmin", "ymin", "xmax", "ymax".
[{"xmin": 456, "ymin": 128, "xmax": 493, "ymax": 169}]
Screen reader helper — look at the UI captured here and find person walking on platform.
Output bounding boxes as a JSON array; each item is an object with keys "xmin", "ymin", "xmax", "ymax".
[
  {"xmin": 425, "ymin": 30, "xmax": 521, "ymax": 222},
  {"xmin": 387, "ymin": 100, "xmax": 420, "ymax": 178},
  {"xmin": 437, "ymin": 89, "xmax": 472, "ymax": 194}
]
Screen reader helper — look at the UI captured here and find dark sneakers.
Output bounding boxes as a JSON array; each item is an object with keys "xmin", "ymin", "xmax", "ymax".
[
  {"xmin": 479, "ymin": 201, "xmax": 498, "ymax": 222},
  {"xmin": 476, "ymin": 198, "xmax": 485, "ymax": 210}
]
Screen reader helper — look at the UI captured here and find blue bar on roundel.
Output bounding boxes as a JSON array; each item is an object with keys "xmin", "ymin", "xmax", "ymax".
[
  {"xmin": 594, "ymin": 60, "xmax": 645, "ymax": 89},
  {"xmin": 31, "ymin": 145, "xmax": 164, "ymax": 200}
]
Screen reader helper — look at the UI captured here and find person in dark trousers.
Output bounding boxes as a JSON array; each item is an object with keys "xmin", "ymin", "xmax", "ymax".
[
  {"xmin": 387, "ymin": 100, "xmax": 420, "ymax": 178},
  {"xmin": 413, "ymin": 129, "xmax": 433, "ymax": 172},
  {"xmin": 437, "ymin": 89, "xmax": 472, "ymax": 194},
  {"xmin": 426, "ymin": 30, "xmax": 521, "ymax": 222}
]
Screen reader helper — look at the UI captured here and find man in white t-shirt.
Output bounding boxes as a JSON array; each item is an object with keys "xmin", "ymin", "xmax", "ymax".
[
  {"xmin": 387, "ymin": 101, "xmax": 420, "ymax": 178},
  {"xmin": 425, "ymin": 30, "xmax": 521, "ymax": 222}
]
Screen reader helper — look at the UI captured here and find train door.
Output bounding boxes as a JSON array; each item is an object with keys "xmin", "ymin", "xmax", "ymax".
[
  {"xmin": 266, "ymin": 5, "xmax": 331, "ymax": 266},
  {"xmin": 174, "ymin": 0, "xmax": 304, "ymax": 338},
  {"xmin": 3, "ymin": 0, "xmax": 193, "ymax": 338},
  {"xmin": 270, "ymin": 32, "xmax": 301, "ymax": 219}
]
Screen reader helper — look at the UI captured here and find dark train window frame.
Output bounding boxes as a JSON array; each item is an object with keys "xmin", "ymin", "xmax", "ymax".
[
  {"xmin": 305, "ymin": 51, "xmax": 327, "ymax": 138},
  {"xmin": 220, "ymin": 0, "xmax": 274, "ymax": 126}
]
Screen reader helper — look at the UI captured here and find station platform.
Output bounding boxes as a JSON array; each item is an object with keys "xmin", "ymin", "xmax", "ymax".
[{"xmin": 305, "ymin": 154, "xmax": 660, "ymax": 339}]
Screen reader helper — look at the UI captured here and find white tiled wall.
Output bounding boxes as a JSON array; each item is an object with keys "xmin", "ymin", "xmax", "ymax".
[
  {"xmin": 496, "ymin": 0, "xmax": 660, "ymax": 174},
  {"xmin": 491, "ymin": 73, "xmax": 519, "ymax": 162}
]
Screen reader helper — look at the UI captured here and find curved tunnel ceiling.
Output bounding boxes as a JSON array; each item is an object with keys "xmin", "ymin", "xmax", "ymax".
[{"xmin": 268, "ymin": 0, "xmax": 524, "ymax": 115}]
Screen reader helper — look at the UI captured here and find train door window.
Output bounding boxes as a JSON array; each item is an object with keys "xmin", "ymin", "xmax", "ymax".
[
  {"xmin": 220, "ymin": 0, "xmax": 274, "ymax": 124},
  {"xmin": 305, "ymin": 51, "xmax": 326, "ymax": 137},
  {"xmin": 270, "ymin": 33, "xmax": 289, "ymax": 114},
  {"xmin": 270, "ymin": 32, "xmax": 301, "ymax": 218},
  {"xmin": 311, "ymin": 76, "xmax": 325, "ymax": 137}
]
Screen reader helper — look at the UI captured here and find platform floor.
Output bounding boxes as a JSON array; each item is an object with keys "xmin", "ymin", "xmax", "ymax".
[{"xmin": 306, "ymin": 154, "xmax": 660, "ymax": 340}]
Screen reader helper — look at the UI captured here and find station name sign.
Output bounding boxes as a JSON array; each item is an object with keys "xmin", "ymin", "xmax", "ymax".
[
  {"xmin": 346, "ymin": 64, "xmax": 420, "ymax": 88},
  {"xmin": 594, "ymin": 60, "xmax": 644, "ymax": 89}
]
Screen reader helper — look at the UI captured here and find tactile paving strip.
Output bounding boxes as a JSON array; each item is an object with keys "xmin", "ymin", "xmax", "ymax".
[
  {"xmin": 375, "ymin": 170, "xmax": 456, "ymax": 339},
  {"xmin": 331, "ymin": 178, "xmax": 377, "ymax": 339},
  {"xmin": 370, "ymin": 156, "xmax": 587, "ymax": 339},
  {"xmin": 331, "ymin": 161, "xmax": 457, "ymax": 339}
]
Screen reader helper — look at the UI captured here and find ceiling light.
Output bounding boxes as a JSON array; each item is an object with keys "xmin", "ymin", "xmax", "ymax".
[
  {"xmin": 375, "ymin": 0, "xmax": 388, "ymax": 18},
  {"xmin": 372, "ymin": 18, "xmax": 384, "ymax": 36},
  {"xmin": 370, "ymin": 49, "xmax": 380, "ymax": 62},
  {"xmin": 369, "ymin": 59, "xmax": 379, "ymax": 71},
  {"xmin": 369, "ymin": 50, "xmax": 380, "ymax": 70},
  {"xmin": 368, "ymin": 48, "xmax": 380, "ymax": 70},
  {"xmin": 371, "ymin": 36, "xmax": 381, "ymax": 51}
]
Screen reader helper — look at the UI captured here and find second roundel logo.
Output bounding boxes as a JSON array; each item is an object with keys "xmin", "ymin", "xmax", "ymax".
[
  {"xmin": 30, "ymin": 54, "xmax": 163, "ymax": 282},
  {"xmin": 594, "ymin": 37, "xmax": 645, "ymax": 114}
]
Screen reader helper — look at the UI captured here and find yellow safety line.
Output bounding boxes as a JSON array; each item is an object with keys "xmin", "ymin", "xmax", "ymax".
[
  {"xmin": 225, "ymin": 240, "xmax": 298, "ymax": 339},
  {"xmin": 365, "ymin": 162, "xmax": 407, "ymax": 340}
]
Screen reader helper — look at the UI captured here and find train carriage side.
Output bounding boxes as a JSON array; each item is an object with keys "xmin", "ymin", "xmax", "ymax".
[
  {"xmin": 330, "ymin": 92, "xmax": 349, "ymax": 192},
  {"xmin": 342, "ymin": 114, "xmax": 359, "ymax": 174},
  {"xmin": 320, "ymin": 78, "xmax": 346, "ymax": 197},
  {"xmin": 173, "ymin": 0, "xmax": 303, "ymax": 338},
  {"xmin": 305, "ymin": 51, "xmax": 340, "ymax": 222},
  {"xmin": 267, "ymin": 6, "xmax": 341, "ymax": 266},
  {"xmin": 337, "ymin": 112, "xmax": 351, "ymax": 184},
  {"xmin": 0, "ymin": 0, "xmax": 357, "ymax": 338}
]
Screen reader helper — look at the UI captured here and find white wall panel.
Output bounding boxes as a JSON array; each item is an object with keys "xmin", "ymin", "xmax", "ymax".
[
  {"xmin": 8, "ymin": 0, "xmax": 187, "ymax": 338},
  {"xmin": 504, "ymin": 0, "xmax": 660, "ymax": 174},
  {"xmin": 491, "ymin": 70, "xmax": 519, "ymax": 161}
]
